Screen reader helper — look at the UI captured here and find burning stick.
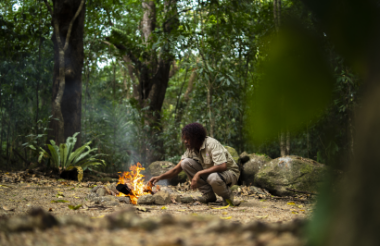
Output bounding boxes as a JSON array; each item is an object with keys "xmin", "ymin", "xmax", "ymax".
[
  {"xmin": 116, "ymin": 162, "xmax": 158, "ymax": 204},
  {"xmin": 116, "ymin": 184, "xmax": 132, "ymax": 195}
]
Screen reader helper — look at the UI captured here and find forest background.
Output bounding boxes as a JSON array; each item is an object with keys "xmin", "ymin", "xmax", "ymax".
[{"xmin": 0, "ymin": 0, "xmax": 358, "ymax": 172}]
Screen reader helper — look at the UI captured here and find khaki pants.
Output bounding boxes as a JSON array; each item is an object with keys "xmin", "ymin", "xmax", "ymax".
[{"xmin": 180, "ymin": 158, "xmax": 237, "ymax": 198}]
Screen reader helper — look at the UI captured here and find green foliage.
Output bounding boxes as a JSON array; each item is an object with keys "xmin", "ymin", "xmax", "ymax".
[
  {"xmin": 38, "ymin": 132, "xmax": 106, "ymax": 171},
  {"xmin": 0, "ymin": 0, "xmax": 363, "ymax": 172}
]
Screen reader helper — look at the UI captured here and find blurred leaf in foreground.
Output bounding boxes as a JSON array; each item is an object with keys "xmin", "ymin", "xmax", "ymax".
[{"xmin": 246, "ymin": 23, "xmax": 334, "ymax": 143}]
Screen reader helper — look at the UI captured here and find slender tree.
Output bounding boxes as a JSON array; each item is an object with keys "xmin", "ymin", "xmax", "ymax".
[
  {"xmin": 44, "ymin": 0, "xmax": 85, "ymax": 146},
  {"xmin": 110, "ymin": 0, "xmax": 179, "ymax": 163}
]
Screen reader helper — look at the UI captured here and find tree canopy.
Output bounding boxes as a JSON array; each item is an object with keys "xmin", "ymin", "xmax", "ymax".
[{"xmin": 0, "ymin": 0, "xmax": 359, "ymax": 171}]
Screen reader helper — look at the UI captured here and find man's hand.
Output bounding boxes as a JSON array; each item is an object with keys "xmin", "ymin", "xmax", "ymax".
[
  {"xmin": 148, "ymin": 176, "xmax": 160, "ymax": 186},
  {"xmin": 191, "ymin": 173, "xmax": 200, "ymax": 190}
]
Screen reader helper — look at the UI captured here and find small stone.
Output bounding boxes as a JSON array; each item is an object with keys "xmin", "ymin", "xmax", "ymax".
[
  {"xmin": 91, "ymin": 185, "xmax": 101, "ymax": 193},
  {"xmin": 106, "ymin": 208, "xmax": 140, "ymax": 229},
  {"xmin": 138, "ymin": 194, "xmax": 154, "ymax": 204},
  {"xmin": 205, "ymin": 219, "xmax": 240, "ymax": 233},
  {"xmin": 153, "ymin": 191, "xmax": 171, "ymax": 205},
  {"xmin": 87, "ymin": 193, "xmax": 99, "ymax": 199},
  {"xmin": 180, "ymin": 196, "xmax": 194, "ymax": 203},
  {"xmin": 3, "ymin": 207, "xmax": 58, "ymax": 232},
  {"xmin": 158, "ymin": 213, "xmax": 176, "ymax": 225},
  {"xmin": 104, "ymin": 185, "xmax": 112, "ymax": 195},
  {"xmin": 116, "ymin": 196, "xmax": 131, "ymax": 204},
  {"xmin": 249, "ymin": 186, "xmax": 265, "ymax": 195},
  {"xmin": 91, "ymin": 196, "xmax": 117, "ymax": 205},
  {"xmin": 59, "ymin": 215, "xmax": 93, "ymax": 228},
  {"xmin": 230, "ymin": 185, "xmax": 240, "ymax": 192},
  {"xmin": 170, "ymin": 194, "xmax": 181, "ymax": 203},
  {"xmin": 242, "ymin": 221, "xmax": 270, "ymax": 233},
  {"xmin": 96, "ymin": 187, "xmax": 106, "ymax": 196},
  {"xmin": 132, "ymin": 218, "xmax": 158, "ymax": 231},
  {"xmin": 104, "ymin": 201, "xmax": 119, "ymax": 207},
  {"xmin": 109, "ymin": 183, "xmax": 118, "ymax": 194}
]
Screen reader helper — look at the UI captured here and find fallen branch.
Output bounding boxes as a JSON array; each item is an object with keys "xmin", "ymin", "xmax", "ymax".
[{"xmin": 286, "ymin": 188, "xmax": 317, "ymax": 195}]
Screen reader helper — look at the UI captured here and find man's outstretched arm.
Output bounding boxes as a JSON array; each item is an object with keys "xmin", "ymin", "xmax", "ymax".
[{"xmin": 148, "ymin": 160, "xmax": 183, "ymax": 185}]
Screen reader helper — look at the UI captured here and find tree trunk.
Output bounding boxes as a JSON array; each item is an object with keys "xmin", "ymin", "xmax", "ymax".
[
  {"xmin": 115, "ymin": 0, "xmax": 178, "ymax": 163},
  {"xmin": 48, "ymin": 0, "xmax": 85, "ymax": 147},
  {"xmin": 298, "ymin": 1, "xmax": 380, "ymax": 245},
  {"xmin": 121, "ymin": 65, "xmax": 130, "ymax": 99},
  {"xmin": 175, "ymin": 68, "xmax": 196, "ymax": 124},
  {"xmin": 0, "ymin": 74, "xmax": 2, "ymax": 158},
  {"xmin": 83, "ymin": 62, "xmax": 90, "ymax": 136},
  {"xmin": 306, "ymin": 128, "xmax": 311, "ymax": 158},
  {"xmin": 286, "ymin": 130, "xmax": 290, "ymax": 155},
  {"xmin": 280, "ymin": 132, "xmax": 286, "ymax": 156},
  {"xmin": 273, "ymin": 0, "xmax": 281, "ymax": 31},
  {"xmin": 206, "ymin": 80, "xmax": 214, "ymax": 137},
  {"xmin": 324, "ymin": 83, "xmax": 380, "ymax": 246}
]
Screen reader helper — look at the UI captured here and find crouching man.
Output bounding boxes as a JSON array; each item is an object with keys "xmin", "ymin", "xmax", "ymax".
[{"xmin": 148, "ymin": 123, "xmax": 240, "ymax": 205}]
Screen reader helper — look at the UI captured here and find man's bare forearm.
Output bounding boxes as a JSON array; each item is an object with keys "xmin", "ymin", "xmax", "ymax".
[{"xmin": 156, "ymin": 161, "xmax": 183, "ymax": 180}]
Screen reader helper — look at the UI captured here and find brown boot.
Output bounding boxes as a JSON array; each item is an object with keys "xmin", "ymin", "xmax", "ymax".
[
  {"xmin": 222, "ymin": 189, "xmax": 240, "ymax": 206},
  {"xmin": 196, "ymin": 192, "xmax": 217, "ymax": 203}
]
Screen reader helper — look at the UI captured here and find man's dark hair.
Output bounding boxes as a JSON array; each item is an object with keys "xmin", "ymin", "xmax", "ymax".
[{"xmin": 182, "ymin": 123, "xmax": 207, "ymax": 150}]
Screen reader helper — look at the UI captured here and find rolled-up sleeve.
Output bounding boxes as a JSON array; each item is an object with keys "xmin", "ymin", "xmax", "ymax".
[
  {"xmin": 210, "ymin": 143, "xmax": 228, "ymax": 165},
  {"xmin": 181, "ymin": 149, "xmax": 190, "ymax": 160}
]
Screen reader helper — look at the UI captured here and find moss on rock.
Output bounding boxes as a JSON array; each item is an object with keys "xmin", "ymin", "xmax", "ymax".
[
  {"xmin": 224, "ymin": 146, "xmax": 239, "ymax": 163},
  {"xmin": 239, "ymin": 152, "xmax": 272, "ymax": 186},
  {"xmin": 147, "ymin": 161, "xmax": 187, "ymax": 186},
  {"xmin": 255, "ymin": 155, "xmax": 329, "ymax": 196}
]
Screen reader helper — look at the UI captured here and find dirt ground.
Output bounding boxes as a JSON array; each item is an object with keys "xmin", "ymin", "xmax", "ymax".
[{"xmin": 0, "ymin": 170, "xmax": 314, "ymax": 246}]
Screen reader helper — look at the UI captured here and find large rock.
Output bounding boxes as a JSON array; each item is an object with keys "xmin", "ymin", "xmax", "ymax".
[
  {"xmin": 147, "ymin": 161, "xmax": 187, "ymax": 185},
  {"xmin": 153, "ymin": 191, "xmax": 171, "ymax": 205},
  {"xmin": 239, "ymin": 152, "xmax": 272, "ymax": 186},
  {"xmin": 255, "ymin": 155, "xmax": 329, "ymax": 196},
  {"xmin": 224, "ymin": 146, "xmax": 239, "ymax": 163},
  {"xmin": 137, "ymin": 194, "xmax": 155, "ymax": 204}
]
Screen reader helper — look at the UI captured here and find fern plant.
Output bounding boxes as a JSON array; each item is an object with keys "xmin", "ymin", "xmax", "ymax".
[{"xmin": 37, "ymin": 132, "xmax": 106, "ymax": 180}]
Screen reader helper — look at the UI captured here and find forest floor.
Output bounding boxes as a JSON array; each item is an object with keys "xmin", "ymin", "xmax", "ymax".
[{"xmin": 0, "ymin": 170, "xmax": 314, "ymax": 246}]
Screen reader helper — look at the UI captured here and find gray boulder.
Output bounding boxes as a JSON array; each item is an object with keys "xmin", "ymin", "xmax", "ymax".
[
  {"xmin": 147, "ymin": 161, "xmax": 187, "ymax": 185},
  {"xmin": 239, "ymin": 152, "xmax": 272, "ymax": 186},
  {"xmin": 137, "ymin": 194, "xmax": 155, "ymax": 205},
  {"xmin": 255, "ymin": 155, "xmax": 329, "ymax": 196},
  {"xmin": 180, "ymin": 196, "xmax": 193, "ymax": 203},
  {"xmin": 96, "ymin": 187, "xmax": 107, "ymax": 196},
  {"xmin": 153, "ymin": 191, "xmax": 171, "ymax": 205}
]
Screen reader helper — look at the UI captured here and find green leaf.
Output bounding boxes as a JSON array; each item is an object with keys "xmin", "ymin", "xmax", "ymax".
[
  {"xmin": 47, "ymin": 144, "xmax": 59, "ymax": 167},
  {"xmin": 28, "ymin": 145, "xmax": 36, "ymax": 150},
  {"xmin": 68, "ymin": 204, "xmax": 82, "ymax": 210},
  {"xmin": 51, "ymin": 200, "xmax": 69, "ymax": 203},
  {"xmin": 59, "ymin": 143, "xmax": 67, "ymax": 169},
  {"xmin": 68, "ymin": 141, "xmax": 92, "ymax": 164}
]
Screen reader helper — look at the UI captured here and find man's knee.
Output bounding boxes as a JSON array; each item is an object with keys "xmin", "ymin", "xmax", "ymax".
[
  {"xmin": 180, "ymin": 158, "xmax": 192, "ymax": 170},
  {"xmin": 207, "ymin": 173, "xmax": 224, "ymax": 186}
]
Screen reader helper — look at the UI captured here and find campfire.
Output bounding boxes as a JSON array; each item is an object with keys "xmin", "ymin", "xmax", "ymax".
[{"xmin": 116, "ymin": 162, "xmax": 159, "ymax": 204}]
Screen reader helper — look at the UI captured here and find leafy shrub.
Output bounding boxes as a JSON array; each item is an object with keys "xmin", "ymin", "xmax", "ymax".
[{"xmin": 38, "ymin": 132, "xmax": 106, "ymax": 172}]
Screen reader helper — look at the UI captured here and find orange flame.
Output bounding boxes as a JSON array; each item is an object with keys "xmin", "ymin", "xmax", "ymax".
[{"xmin": 116, "ymin": 162, "xmax": 155, "ymax": 204}]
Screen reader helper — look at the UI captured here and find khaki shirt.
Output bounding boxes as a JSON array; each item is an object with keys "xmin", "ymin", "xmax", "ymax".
[{"xmin": 181, "ymin": 136, "xmax": 240, "ymax": 179}]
